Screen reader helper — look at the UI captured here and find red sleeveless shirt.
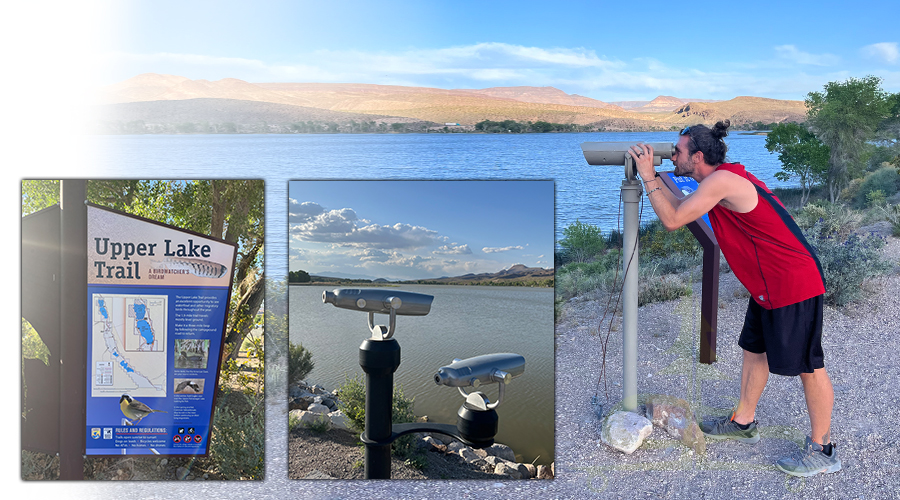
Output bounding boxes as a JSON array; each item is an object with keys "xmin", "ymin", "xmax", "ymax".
[{"xmin": 707, "ymin": 163, "xmax": 825, "ymax": 309}]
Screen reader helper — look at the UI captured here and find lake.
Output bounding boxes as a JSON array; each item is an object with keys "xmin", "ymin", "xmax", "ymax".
[
  {"xmin": 94, "ymin": 131, "xmax": 790, "ymax": 252},
  {"xmin": 289, "ymin": 284, "xmax": 555, "ymax": 465}
]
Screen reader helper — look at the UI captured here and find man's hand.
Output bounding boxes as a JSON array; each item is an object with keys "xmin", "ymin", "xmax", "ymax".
[{"xmin": 629, "ymin": 143, "xmax": 656, "ymax": 180}]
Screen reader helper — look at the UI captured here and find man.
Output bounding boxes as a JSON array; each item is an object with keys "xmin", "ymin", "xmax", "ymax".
[{"xmin": 630, "ymin": 120, "xmax": 839, "ymax": 477}]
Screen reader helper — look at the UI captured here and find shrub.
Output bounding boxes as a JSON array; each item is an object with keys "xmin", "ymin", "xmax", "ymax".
[
  {"xmin": 558, "ymin": 220, "xmax": 606, "ymax": 263},
  {"xmin": 878, "ymin": 204, "xmax": 900, "ymax": 236},
  {"xmin": 555, "ymin": 264, "xmax": 619, "ymax": 301},
  {"xmin": 335, "ymin": 375, "xmax": 421, "ymax": 460},
  {"xmin": 794, "ymin": 201, "xmax": 862, "ymax": 240},
  {"xmin": 644, "ymin": 252, "xmax": 702, "ymax": 276},
  {"xmin": 288, "ymin": 342, "xmax": 315, "ymax": 386},
  {"xmin": 638, "ymin": 264, "xmax": 693, "ymax": 306},
  {"xmin": 803, "ymin": 220, "xmax": 892, "ymax": 306},
  {"xmin": 639, "ymin": 220, "xmax": 701, "ymax": 260},
  {"xmin": 209, "ymin": 393, "xmax": 265, "ymax": 479},
  {"xmin": 854, "ymin": 166, "xmax": 900, "ymax": 208}
]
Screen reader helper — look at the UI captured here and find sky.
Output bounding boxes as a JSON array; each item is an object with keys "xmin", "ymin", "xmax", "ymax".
[
  {"xmin": 75, "ymin": 0, "xmax": 900, "ymax": 102},
  {"xmin": 288, "ymin": 180, "xmax": 554, "ymax": 280}
]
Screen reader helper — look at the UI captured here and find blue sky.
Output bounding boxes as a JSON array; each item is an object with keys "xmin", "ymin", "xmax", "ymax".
[
  {"xmin": 287, "ymin": 181, "xmax": 554, "ymax": 279},
  {"xmin": 82, "ymin": 0, "xmax": 900, "ymax": 101}
]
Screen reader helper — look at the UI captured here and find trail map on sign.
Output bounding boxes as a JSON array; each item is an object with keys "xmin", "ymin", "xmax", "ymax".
[{"xmin": 91, "ymin": 293, "xmax": 167, "ymax": 398}]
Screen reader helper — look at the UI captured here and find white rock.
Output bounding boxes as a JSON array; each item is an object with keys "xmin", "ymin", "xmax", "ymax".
[
  {"xmin": 447, "ymin": 441, "xmax": 466, "ymax": 453},
  {"xmin": 307, "ymin": 402, "xmax": 330, "ymax": 414},
  {"xmin": 459, "ymin": 447, "xmax": 482, "ymax": 462},
  {"xmin": 328, "ymin": 410, "xmax": 352, "ymax": 431},
  {"xmin": 290, "ymin": 409, "xmax": 331, "ymax": 429},
  {"xmin": 600, "ymin": 411, "xmax": 653, "ymax": 454},
  {"xmin": 493, "ymin": 462, "xmax": 523, "ymax": 479},
  {"xmin": 482, "ymin": 443, "xmax": 516, "ymax": 462}
]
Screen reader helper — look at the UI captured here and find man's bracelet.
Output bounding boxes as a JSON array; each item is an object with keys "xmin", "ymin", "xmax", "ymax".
[{"xmin": 646, "ymin": 186, "xmax": 661, "ymax": 196}]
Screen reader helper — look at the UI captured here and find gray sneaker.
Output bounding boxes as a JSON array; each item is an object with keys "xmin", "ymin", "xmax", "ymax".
[
  {"xmin": 699, "ymin": 414, "xmax": 760, "ymax": 444},
  {"xmin": 775, "ymin": 436, "xmax": 841, "ymax": 477}
]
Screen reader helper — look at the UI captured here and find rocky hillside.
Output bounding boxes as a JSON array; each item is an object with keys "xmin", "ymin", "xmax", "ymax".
[{"xmin": 95, "ymin": 73, "xmax": 807, "ymax": 132}]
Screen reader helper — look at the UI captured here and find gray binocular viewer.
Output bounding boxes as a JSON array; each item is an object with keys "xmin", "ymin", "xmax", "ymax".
[
  {"xmin": 434, "ymin": 353, "xmax": 525, "ymax": 411},
  {"xmin": 581, "ymin": 142, "xmax": 675, "ymax": 180},
  {"xmin": 323, "ymin": 288, "xmax": 434, "ymax": 339}
]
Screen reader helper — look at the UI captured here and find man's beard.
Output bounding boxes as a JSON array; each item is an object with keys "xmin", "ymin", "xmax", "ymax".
[{"xmin": 674, "ymin": 154, "xmax": 695, "ymax": 177}]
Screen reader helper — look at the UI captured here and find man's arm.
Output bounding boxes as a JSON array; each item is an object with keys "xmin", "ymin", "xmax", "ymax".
[
  {"xmin": 644, "ymin": 173, "xmax": 728, "ymax": 230},
  {"xmin": 630, "ymin": 143, "xmax": 730, "ymax": 231}
]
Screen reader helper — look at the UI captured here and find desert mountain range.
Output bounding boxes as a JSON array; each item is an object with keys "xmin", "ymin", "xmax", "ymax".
[{"xmin": 96, "ymin": 73, "xmax": 807, "ymax": 132}]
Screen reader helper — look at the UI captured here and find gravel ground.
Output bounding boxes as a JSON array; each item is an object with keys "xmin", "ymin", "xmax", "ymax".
[
  {"xmin": 553, "ymin": 236, "xmax": 900, "ymax": 499},
  {"xmin": 287, "ymin": 426, "xmax": 500, "ymax": 480}
]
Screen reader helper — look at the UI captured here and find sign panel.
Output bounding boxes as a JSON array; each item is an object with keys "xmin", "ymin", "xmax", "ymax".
[{"xmin": 85, "ymin": 205, "xmax": 236, "ymax": 456}]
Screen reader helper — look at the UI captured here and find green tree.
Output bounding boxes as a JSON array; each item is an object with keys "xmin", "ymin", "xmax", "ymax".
[
  {"xmin": 288, "ymin": 342, "xmax": 314, "ymax": 385},
  {"xmin": 558, "ymin": 219, "xmax": 606, "ymax": 263},
  {"xmin": 288, "ymin": 270, "xmax": 311, "ymax": 283},
  {"xmin": 806, "ymin": 75, "xmax": 892, "ymax": 202},
  {"xmin": 765, "ymin": 123, "xmax": 830, "ymax": 206}
]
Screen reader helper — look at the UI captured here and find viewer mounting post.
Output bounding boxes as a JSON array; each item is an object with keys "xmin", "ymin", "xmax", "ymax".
[{"xmin": 580, "ymin": 141, "xmax": 721, "ymax": 414}]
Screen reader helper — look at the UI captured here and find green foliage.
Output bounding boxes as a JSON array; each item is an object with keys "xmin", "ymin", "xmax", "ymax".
[
  {"xmin": 219, "ymin": 333, "xmax": 265, "ymax": 398},
  {"xmin": 765, "ymin": 123, "xmax": 830, "ymax": 206},
  {"xmin": 853, "ymin": 166, "xmax": 900, "ymax": 208},
  {"xmin": 558, "ymin": 219, "xmax": 607, "ymax": 263},
  {"xmin": 301, "ymin": 415, "xmax": 332, "ymax": 434},
  {"xmin": 288, "ymin": 342, "xmax": 315, "ymax": 385},
  {"xmin": 209, "ymin": 393, "xmax": 265, "ymax": 479},
  {"xmin": 556, "ymin": 263, "xmax": 619, "ymax": 301},
  {"xmin": 877, "ymin": 204, "xmax": 900, "ymax": 236},
  {"xmin": 806, "ymin": 76, "xmax": 894, "ymax": 202},
  {"xmin": 802, "ymin": 220, "xmax": 892, "ymax": 306},
  {"xmin": 288, "ymin": 270, "xmax": 312, "ymax": 283},
  {"xmin": 21, "ymin": 319, "xmax": 49, "ymax": 365},
  {"xmin": 335, "ymin": 375, "xmax": 420, "ymax": 459},
  {"xmin": 638, "ymin": 273, "xmax": 692, "ymax": 307},
  {"xmin": 474, "ymin": 119, "xmax": 588, "ymax": 133},
  {"xmin": 794, "ymin": 201, "xmax": 863, "ymax": 240},
  {"xmin": 639, "ymin": 220, "xmax": 701, "ymax": 260}
]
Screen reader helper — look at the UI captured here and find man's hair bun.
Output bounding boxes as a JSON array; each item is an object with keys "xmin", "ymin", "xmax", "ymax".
[{"xmin": 711, "ymin": 120, "xmax": 730, "ymax": 140}]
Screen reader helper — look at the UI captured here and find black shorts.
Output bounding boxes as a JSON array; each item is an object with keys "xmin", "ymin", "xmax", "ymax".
[{"xmin": 738, "ymin": 295, "xmax": 825, "ymax": 376}]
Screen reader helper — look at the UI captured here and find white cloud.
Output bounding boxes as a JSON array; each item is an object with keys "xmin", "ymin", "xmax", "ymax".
[
  {"xmin": 290, "ymin": 203, "xmax": 442, "ymax": 250},
  {"xmin": 482, "ymin": 245, "xmax": 524, "ymax": 254},
  {"xmin": 861, "ymin": 42, "xmax": 899, "ymax": 64},
  {"xmin": 288, "ymin": 199, "xmax": 326, "ymax": 223},
  {"xmin": 774, "ymin": 45, "xmax": 840, "ymax": 66},
  {"xmin": 433, "ymin": 243, "xmax": 472, "ymax": 255}
]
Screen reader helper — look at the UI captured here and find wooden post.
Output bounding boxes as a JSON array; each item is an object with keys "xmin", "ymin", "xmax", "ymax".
[
  {"xmin": 58, "ymin": 180, "xmax": 87, "ymax": 479},
  {"xmin": 658, "ymin": 173, "xmax": 719, "ymax": 364}
]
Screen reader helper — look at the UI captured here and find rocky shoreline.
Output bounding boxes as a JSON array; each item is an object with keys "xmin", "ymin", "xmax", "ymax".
[{"xmin": 288, "ymin": 380, "xmax": 554, "ymax": 480}]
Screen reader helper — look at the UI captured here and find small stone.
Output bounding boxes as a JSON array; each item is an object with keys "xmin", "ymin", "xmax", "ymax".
[
  {"xmin": 494, "ymin": 462, "xmax": 523, "ymax": 479},
  {"xmin": 537, "ymin": 464, "xmax": 554, "ymax": 479},
  {"xmin": 482, "ymin": 443, "xmax": 516, "ymax": 462},
  {"xmin": 600, "ymin": 411, "xmax": 653, "ymax": 454},
  {"xmin": 176, "ymin": 467, "xmax": 190, "ymax": 480},
  {"xmin": 522, "ymin": 463, "xmax": 536, "ymax": 478}
]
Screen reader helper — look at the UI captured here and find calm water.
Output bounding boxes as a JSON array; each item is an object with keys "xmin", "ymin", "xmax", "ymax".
[
  {"xmin": 94, "ymin": 131, "xmax": 788, "ymax": 255},
  {"xmin": 289, "ymin": 284, "xmax": 555, "ymax": 465}
]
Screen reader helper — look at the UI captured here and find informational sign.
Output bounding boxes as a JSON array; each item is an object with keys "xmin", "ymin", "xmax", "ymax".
[
  {"xmin": 665, "ymin": 173, "xmax": 711, "ymax": 229},
  {"xmin": 85, "ymin": 204, "xmax": 236, "ymax": 456}
]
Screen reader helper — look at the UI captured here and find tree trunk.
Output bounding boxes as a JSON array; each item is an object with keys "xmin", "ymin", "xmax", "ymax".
[{"xmin": 224, "ymin": 275, "xmax": 265, "ymax": 360}]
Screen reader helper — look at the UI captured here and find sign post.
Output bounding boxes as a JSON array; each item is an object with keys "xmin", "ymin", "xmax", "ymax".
[{"xmin": 84, "ymin": 204, "xmax": 236, "ymax": 456}]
